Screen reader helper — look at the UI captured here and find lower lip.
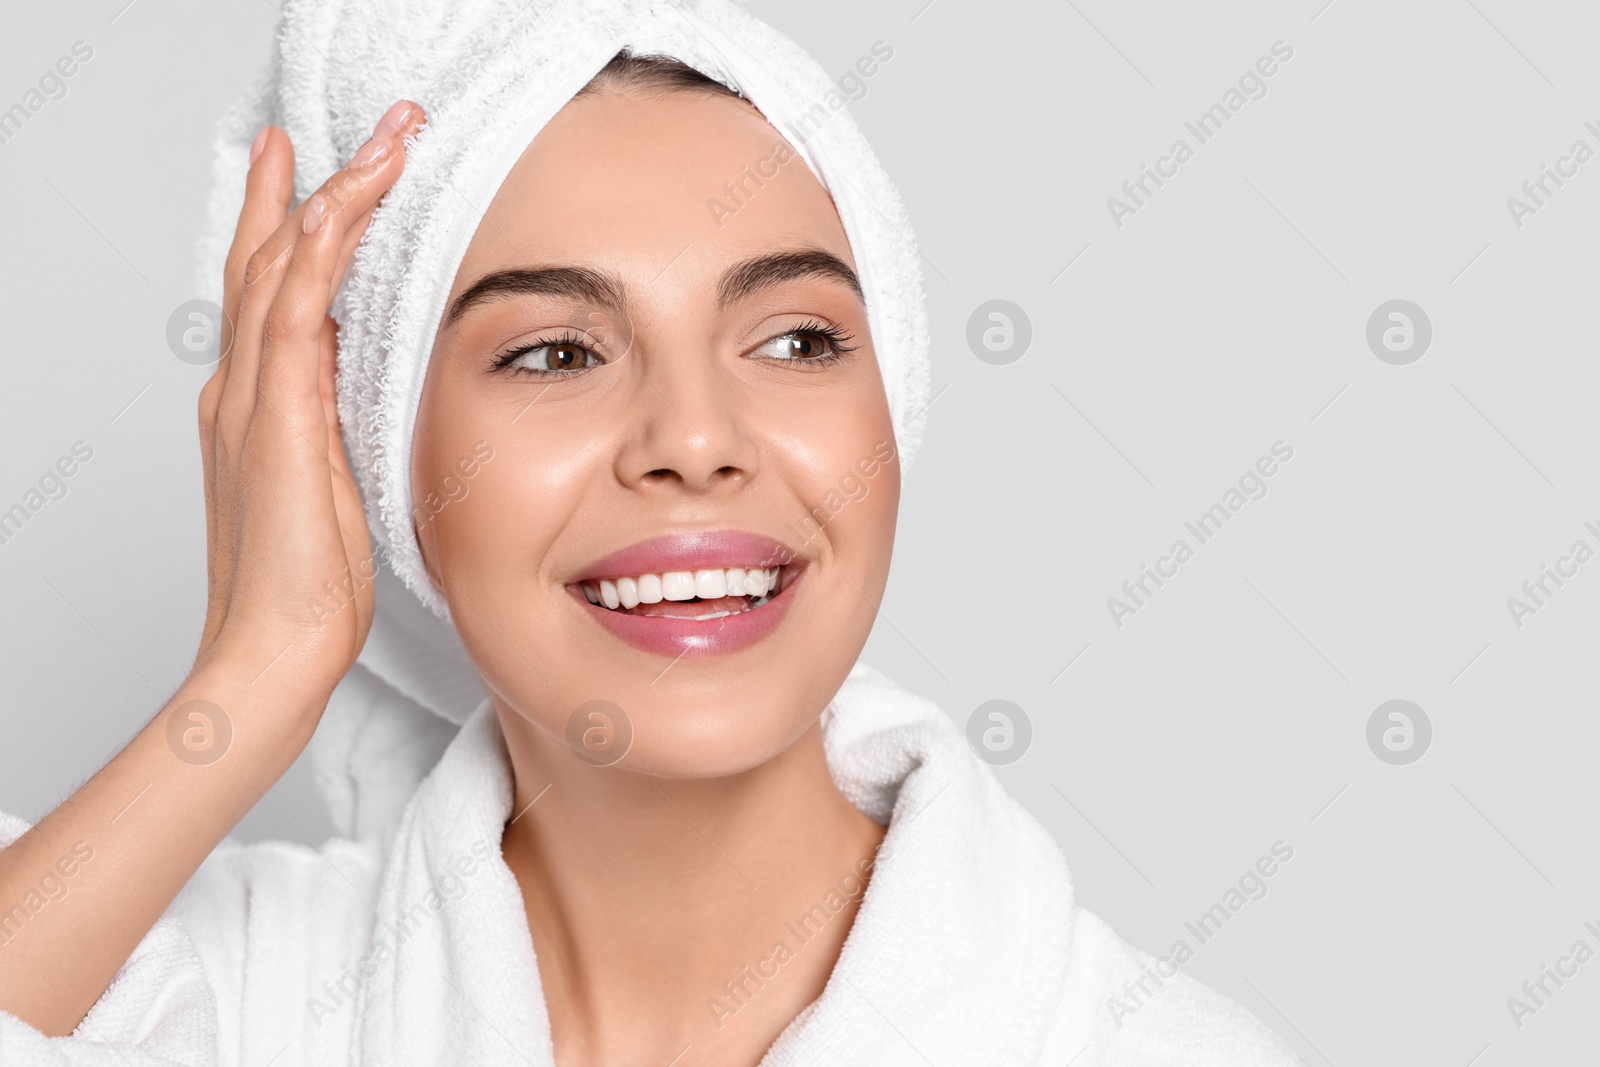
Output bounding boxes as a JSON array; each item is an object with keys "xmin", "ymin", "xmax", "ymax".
[{"xmin": 573, "ymin": 569, "xmax": 803, "ymax": 658}]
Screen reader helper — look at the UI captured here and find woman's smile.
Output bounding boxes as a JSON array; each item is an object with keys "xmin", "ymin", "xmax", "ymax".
[{"xmin": 568, "ymin": 529, "xmax": 805, "ymax": 656}]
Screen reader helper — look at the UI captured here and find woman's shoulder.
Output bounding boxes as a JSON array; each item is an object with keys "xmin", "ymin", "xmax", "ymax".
[
  {"xmin": 1046, "ymin": 905, "xmax": 1302, "ymax": 1065},
  {"xmin": 821, "ymin": 670, "xmax": 1298, "ymax": 1063}
]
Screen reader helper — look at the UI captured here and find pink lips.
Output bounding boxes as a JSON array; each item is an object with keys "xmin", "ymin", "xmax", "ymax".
[
  {"xmin": 577, "ymin": 530, "xmax": 799, "ymax": 581},
  {"xmin": 571, "ymin": 530, "xmax": 804, "ymax": 658}
]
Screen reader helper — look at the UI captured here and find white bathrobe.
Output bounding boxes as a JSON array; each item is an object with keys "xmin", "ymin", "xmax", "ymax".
[{"xmin": 0, "ymin": 662, "xmax": 1299, "ymax": 1065}]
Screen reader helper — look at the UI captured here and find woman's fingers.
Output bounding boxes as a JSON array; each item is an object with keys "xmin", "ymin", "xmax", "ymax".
[
  {"xmin": 221, "ymin": 101, "xmax": 425, "ymax": 451},
  {"xmin": 329, "ymin": 200, "xmax": 381, "ymax": 303},
  {"xmin": 318, "ymin": 314, "xmax": 377, "ymax": 643},
  {"xmin": 198, "ymin": 126, "xmax": 296, "ymax": 656},
  {"xmin": 316, "ymin": 315, "xmax": 350, "ymax": 481},
  {"xmin": 210, "ymin": 127, "xmax": 295, "ymax": 434},
  {"xmin": 253, "ymin": 103, "xmax": 425, "ymax": 440},
  {"xmin": 223, "ymin": 127, "xmax": 296, "ymax": 350},
  {"xmin": 242, "ymin": 101, "xmax": 423, "ymax": 312}
]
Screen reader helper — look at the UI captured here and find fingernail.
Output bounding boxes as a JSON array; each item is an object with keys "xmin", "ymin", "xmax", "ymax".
[
  {"xmin": 348, "ymin": 136, "xmax": 391, "ymax": 169},
  {"xmin": 374, "ymin": 100, "xmax": 416, "ymax": 139},
  {"xmin": 302, "ymin": 195, "xmax": 328, "ymax": 235},
  {"xmin": 249, "ymin": 127, "xmax": 269, "ymax": 166}
]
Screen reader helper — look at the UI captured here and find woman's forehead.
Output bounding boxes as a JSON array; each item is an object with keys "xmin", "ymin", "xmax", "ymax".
[{"xmin": 450, "ymin": 87, "xmax": 856, "ymax": 295}]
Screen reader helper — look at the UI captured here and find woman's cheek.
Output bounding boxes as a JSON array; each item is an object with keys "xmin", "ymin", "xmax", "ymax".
[
  {"xmin": 447, "ymin": 447, "xmax": 561, "ymax": 584},
  {"xmin": 836, "ymin": 443, "xmax": 900, "ymax": 587}
]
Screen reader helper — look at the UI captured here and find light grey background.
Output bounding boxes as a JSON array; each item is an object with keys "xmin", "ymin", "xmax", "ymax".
[{"xmin": 2, "ymin": 1, "xmax": 1595, "ymax": 1063}]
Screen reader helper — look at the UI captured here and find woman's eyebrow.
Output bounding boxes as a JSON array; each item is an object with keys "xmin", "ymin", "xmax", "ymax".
[
  {"xmin": 444, "ymin": 248, "xmax": 862, "ymax": 327},
  {"xmin": 444, "ymin": 265, "xmax": 627, "ymax": 327},
  {"xmin": 716, "ymin": 249, "xmax": 863, "ymax": 309}
]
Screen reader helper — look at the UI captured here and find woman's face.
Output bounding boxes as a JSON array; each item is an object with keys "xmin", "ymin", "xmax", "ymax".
[{"xmin": 411, "ymin": 83, "xmax": 899, "ymax": 777}]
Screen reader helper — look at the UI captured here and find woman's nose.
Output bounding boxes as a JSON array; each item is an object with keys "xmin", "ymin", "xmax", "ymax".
[{"xmin": 613, "ymin": 358, "xmax": 759, "ymax": 493}]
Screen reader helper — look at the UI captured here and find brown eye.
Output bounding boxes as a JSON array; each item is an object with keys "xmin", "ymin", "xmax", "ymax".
[
  {"xmin": 495, "ymin": 337, "xmax": 603, "ymax": 376},
  {"xmin": 783, "ymin": 333, "xmax": 830, "ymax": 359},
  {"xmin": 545, "ymin": 343, "xmax": 587, "ymax": 370},
  {"xmin": 750, "ymin": 323, "xmax": 855, "ymax": 364}
]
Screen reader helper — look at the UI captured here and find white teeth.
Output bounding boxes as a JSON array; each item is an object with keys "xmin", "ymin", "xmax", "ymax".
[
  {"xmin": 582, "ymin": 564, "xmax": 788, "ymax": 611},
  {"xmin": 695, "ymin": 568, "xmax": 726, "ymax": 599}
]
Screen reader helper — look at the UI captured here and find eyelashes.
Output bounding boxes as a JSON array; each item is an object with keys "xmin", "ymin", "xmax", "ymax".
[
  {"xmin": 489, "ymin": 320, "xmax": 860, "ymax": 379},
  {"xmin": 490, "ymin": 330, "xmax": 600, "ymax": 376},
  {"xmin": 760, "ymin": 319, "xmax": 860, "ymax": 368}
]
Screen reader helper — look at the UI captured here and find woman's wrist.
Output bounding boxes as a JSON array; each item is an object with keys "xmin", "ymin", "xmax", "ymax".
[{"xmin": 176, "ymin": 649, "xmax": 333, "ymax": 768}]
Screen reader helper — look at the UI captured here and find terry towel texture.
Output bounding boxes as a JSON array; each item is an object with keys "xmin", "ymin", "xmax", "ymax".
[{"xmin": 0, "ymin": 664, "xmax": 1300, "ymax": 1065}]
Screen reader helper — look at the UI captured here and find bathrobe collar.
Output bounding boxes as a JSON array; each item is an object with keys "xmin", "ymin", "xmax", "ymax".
[{"xmin": 352, "ymin": 663, "xmax": 1077, "ymax": 1065}]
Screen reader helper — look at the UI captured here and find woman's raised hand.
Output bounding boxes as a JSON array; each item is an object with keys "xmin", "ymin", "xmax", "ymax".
[
  {"xmin": 0, "ymin": 100, "xmax": 427, "ymax": 1038},
  {"xmin": 195, "ymin": 100, "xmax": 427, "ymax": 709}
]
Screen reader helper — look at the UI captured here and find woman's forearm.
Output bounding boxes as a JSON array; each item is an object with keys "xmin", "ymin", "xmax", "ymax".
[{"xmin": 0, "ymin": 659, "xmax": 323, "ymax": 1036}]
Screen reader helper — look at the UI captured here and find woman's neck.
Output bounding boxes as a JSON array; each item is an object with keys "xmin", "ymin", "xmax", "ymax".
[{"xmin": 497, "ymin": 708, "xmax": 886, "ymax": 1067}]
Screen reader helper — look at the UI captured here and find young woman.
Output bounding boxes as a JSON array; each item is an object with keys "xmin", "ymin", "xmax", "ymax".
[{"xmin": 0, "ymin": 2, "xmax": 1299, "ymax": 1063}]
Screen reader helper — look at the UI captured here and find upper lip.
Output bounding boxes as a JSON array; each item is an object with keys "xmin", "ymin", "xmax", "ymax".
[{"xmin": 572, "ymin": 530, "xmax": 802, "ymax": 583}]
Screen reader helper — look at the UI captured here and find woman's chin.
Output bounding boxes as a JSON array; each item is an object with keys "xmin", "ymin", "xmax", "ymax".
[
  {"xmin": 503, "ymin": 694, "xmax": 815, "ymax": 780},
  {"xmin": 474, "ymin": 567, "xmax": 870, "ymax": 779}
]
